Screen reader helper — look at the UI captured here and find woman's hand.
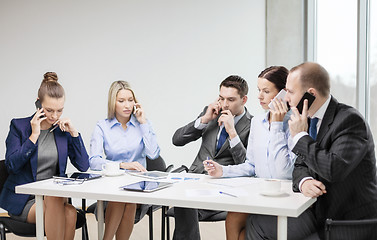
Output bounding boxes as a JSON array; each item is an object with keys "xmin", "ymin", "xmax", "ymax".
[
  {"xmin": 54, "ymin": 118, "xmax": 79, "ymax": 137},
  {"xmin": 270, "ymin": 99, "xmax": 288, "ymax": 122},
  {"xmin": 203, "ymin": 159, "xmax": 223, "ymax": 178},
  {"xmin": 134, "ymin": 103, "xmax": 147, "ymax": 124},
  {"xmin": 29, "ymin": 108, "xmax": 47, "ymax": 143},
  {"xmin": 120, "ymin": 162, "xmax": 147, "ymax": 172}
]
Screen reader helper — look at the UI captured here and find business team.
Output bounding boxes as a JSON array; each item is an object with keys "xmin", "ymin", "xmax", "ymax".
[{"xmin": 1, "ymin": 62, "xmax": 376, "ymax": 240}]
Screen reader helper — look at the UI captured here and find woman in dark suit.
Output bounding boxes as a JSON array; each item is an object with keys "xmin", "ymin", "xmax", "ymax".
[{"xmin": 0, "ymin": 72, "xmax": 89, "ymax": 240}]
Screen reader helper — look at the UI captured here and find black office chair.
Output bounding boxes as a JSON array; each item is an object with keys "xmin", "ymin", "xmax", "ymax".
[
  {"xmin": 85, "ymin": 155, "xmax": 174, "ymax": 240},
  {"xmin": 324, "ymin": 218, "xmax": 377, "ymax": 240},
  {"xmin": 161, "ymin": 164, "xmax": 227, "ymax": 240},
  {"xmin": 0, "ymin": 159, "xmax": 88, "ymax": 240}
]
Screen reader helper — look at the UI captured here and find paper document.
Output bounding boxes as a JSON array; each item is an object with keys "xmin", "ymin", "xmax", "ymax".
[
  {"xmin": 206, "ymin": 177, "xmax": 260, "ymax": 187},
  {"xmin": 186, "ymin": 188, "xmax": 248, "ymax": 197}
]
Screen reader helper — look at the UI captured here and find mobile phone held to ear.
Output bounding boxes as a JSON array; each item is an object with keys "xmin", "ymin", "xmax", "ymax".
[
  {"xmin": 35, "ymin": 99, "xmax": 42, "ymax": 110},
  {"xmin": 35, "ymin": 99, "xmax": 45, "ymax": 119},
  {"xmin": 268, "ymin": 89, "xmax": 287, "ymax": 111},
  {"xmin": 296, "ymin": 92, "xmax": 316, "ymax": 114}
]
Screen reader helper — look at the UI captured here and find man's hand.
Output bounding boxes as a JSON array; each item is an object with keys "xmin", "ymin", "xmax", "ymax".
[
  {"xmin": 201, "ymin": 99, "xmax": 221, "ymax": 124},
  {"xmin": 218, "ymin": 110, "xmax": 237, "ymax": 139},
  {"xmin": 288, "ymin": 99, "xmax": 309, "ymax": 137},
  {"xmin": 301, "ymin": 179, "xmax": 327, "ymax": 198},
  {"xmin": 203, "ymin": 159, "xmax": 223, "ymax": 178}
]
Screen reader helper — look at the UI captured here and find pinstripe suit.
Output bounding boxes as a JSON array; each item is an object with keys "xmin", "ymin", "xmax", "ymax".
[
  {"xmin": 292, "ymin": 97, "xmax": 377, "ymax": 238},
  {"xmin": 245, "ymin": 97, "xmax": 377, "ymax": 240}
]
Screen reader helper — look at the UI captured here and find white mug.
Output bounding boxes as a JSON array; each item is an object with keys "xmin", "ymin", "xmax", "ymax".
[
  {"xmin": 102, "ymin": 162, "xmax": 119, "ymax": 174},
  {"xmin": 262, "ymin": 179, "xmax": 281, "ymax": 193}
]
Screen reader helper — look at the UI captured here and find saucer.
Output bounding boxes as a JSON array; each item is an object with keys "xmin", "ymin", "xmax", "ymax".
[
  {"xmin": 259, "ymin": 190, "xmax": 286, "ymax": 197},
  {"xmin": 103, "ymin": 170, "xmax": 124, "ymax": 177}
]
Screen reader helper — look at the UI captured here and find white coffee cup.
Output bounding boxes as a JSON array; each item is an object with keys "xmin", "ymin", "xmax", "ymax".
[
  {"xmin": 102, "ymin": 162, "xmax": 119, "ymax": 174},
  {"xmin": 262, "ymin": 179, "xmax": 281, "ymax": 193}
]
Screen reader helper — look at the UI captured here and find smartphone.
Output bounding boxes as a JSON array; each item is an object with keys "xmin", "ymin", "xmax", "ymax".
[
  {"xmin": 35, "ymin": 99, "xmax": 42, "ymax": 109},
  {"xmin": 34, "ymin": 99, "xmax": 45, "ymax": 119},
  {"xmin": 69, "ymin": 172, "xmax": 102, "ymax": 180},
  {"xmin": 296, "ymin": 92, "xmax": 316, "ymax": 114},
  {"xmin": 268, "ymin": 89, "xmax": 287, "ymax": 111}
]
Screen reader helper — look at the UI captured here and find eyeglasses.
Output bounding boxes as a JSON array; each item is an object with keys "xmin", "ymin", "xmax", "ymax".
[{"xmin": 53, "ymin": 176, "xmax": 85, "ymax": 185}]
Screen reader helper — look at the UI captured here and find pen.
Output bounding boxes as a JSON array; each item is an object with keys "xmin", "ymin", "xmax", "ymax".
[
  {"xmin": 219, "ymin": 191, "xmax": 238, "ymax": 198},
  {"xmin": 171, "ymin": 177, "xmax": 182, "ymax": 180},
  {"xmin": 205, "ymin": 157, "xmax": 213, "ymax": 167},
  {"xmin": 50, "ymin": 124, "xmax": 59, "ymax": 133}
]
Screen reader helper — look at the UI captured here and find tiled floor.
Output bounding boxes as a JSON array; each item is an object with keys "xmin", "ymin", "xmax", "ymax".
[{"xmin": 3, "ymin": 209, "xmax": 226, "ymax": 239}]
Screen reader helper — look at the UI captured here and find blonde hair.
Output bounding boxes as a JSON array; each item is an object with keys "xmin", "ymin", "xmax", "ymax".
[
  {"xmin": 38, "ymin": 72, "xmax": 65, "ymax": 102},
  {"xmin": 107, "ymin": 81, "xmax": 137, "ymax": 119}
]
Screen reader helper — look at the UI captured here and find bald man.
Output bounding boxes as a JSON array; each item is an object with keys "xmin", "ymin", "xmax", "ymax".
[{"xmin": 245, "ymin": 62, "xmax": 377, "ymax": 240}]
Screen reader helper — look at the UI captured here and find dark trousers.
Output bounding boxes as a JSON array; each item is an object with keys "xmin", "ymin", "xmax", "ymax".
[
  {"xmin": 245, "ymin": 209, "xmax": 320, "ymax": 240},
  {"xmin": 173, "ymin": 207, "xmax": 222, "ymax": 240}
]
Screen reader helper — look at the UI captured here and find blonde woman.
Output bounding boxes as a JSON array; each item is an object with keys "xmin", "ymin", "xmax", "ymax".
[{"xmin": 89, "ymin": 81, "xmax": 160, "ymax": 240}]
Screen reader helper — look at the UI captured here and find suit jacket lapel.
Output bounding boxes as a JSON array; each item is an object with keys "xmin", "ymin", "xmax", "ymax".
[
  {"xmin": 54, "ymin": 129, "xmax": 67, "ymax": 176},
  {"xmin": 207, "ymin": 116, "xmax": 221, "ymax": 155},
  {"xmin": 316, "ymin": 97, "xmax": 337, "ymax": 144}
]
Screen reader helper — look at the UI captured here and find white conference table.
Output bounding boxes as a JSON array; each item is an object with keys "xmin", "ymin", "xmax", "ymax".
[{"xmin": 16, "ymin": 172, "xmax": 315, "ymax": 240}]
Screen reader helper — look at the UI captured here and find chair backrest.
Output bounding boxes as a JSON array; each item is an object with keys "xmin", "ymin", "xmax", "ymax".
[
  {"xmin": 325, "ymin": 218, "xmax": 377, "ymax": 240},
  {"xmin": 0, "ymin": 159, "xmax": 9, "ymax": 194},
  {"xmin": 146, "ymin": 156, "xmax": 166, "ymax": 172}
]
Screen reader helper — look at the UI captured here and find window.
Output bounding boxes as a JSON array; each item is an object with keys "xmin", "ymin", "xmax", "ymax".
[
  {"xmin": 370, "ymin": 0, "xmax": 377, "ymax": 145},
  {"xmin": 316, "ymin": 0, "xmax": 358, "ymax": 108}
]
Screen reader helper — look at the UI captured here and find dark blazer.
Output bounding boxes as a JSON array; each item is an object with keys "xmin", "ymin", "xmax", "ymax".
[
  {"xmin": 172, "ymin": 107, "xmax": 252, "ymax": 174},
  {"xmin": 292, "ymin": 97, "xmax": 377, "ymax": 237},
  {"xmin": 0, "ymin": 115, "xmax": 89, "ymax": 216}
]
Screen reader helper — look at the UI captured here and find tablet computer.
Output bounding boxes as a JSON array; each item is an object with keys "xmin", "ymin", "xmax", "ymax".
[
  {"xmin": 69, "ymin": 172, "xmax": 102, "ymax": 180},
  {"xmin": 126, "ymin": 170, "xmax": 169, "ymax": 180},
  {"xmin": 120, "ymin": 181, "xmax": 172, "ymax": 192}
]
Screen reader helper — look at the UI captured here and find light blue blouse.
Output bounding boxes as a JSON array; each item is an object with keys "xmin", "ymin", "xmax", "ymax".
[
  {"xmin": 89, "ymin": 115, "xmax": 160, "ymax": 170},
  {"xmin": 222, "ymin": 111, "xmax": 296, "ymax": 179}
]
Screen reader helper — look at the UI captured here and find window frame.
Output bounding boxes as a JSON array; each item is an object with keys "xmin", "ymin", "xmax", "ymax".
[{"xmin": 306, "ymin": 0, "xmax": 371, "ymax": 121}]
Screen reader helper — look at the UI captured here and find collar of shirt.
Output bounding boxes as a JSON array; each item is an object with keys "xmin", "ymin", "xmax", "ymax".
[
  {"xmin": 262, "ymin": 110, "xmax": 270, "ymax": 122},
  {"xmin": 108, "ymin": 114, "xmax": 138, "ymax": 128},
  {"xmin": 234, "ymin": 108, "xmax": 246, "ymax": 125},
  {"xmin": 260, "ymin": 111, "xmax": 270, "ymax": 128},
  {"xmin": 311, "ymin": 95, "xmax": 331, "ymax": 129}
]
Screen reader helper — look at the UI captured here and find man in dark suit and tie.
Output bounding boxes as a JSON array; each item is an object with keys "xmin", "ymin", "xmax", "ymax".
[
  {"xmin": 172, "ymin": 75, "xmax": 253, "ymax": 240},
  {"xmin": 245, "ymin": 62, "xmax": 377, "ymax": 240}
]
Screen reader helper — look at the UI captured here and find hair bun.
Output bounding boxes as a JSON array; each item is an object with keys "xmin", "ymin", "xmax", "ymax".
[{"xmin": 43, "ymin": 72, "xmax": 58, "ymax": 82}]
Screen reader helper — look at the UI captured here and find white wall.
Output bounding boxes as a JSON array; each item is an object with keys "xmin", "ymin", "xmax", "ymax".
[{"xmin": 0, "ymin": 0, "xmax": 265, "ymax": 171}]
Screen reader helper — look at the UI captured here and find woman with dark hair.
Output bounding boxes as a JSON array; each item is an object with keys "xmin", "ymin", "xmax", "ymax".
[
  {"xmin": 203, "ymin": 66, "xmax": 295, "ymax": 240},
  {"xmin": 0, "ymin": 72, "xmax": 89, "ymax": 240}
]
